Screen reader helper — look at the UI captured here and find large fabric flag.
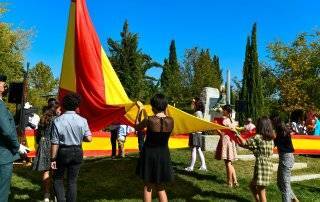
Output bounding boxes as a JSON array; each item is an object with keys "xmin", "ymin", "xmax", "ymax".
[{"xmin": 59, "ymin": 0, "xmax": 228, "ymax": 134}]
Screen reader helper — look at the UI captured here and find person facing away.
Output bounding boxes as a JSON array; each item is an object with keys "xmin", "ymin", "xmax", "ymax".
[
  {"xmin": 32, "ymin": 100, "xmax": 61, "ymax": 202},
  {"xmin": 135, "ymin": 93, "xmax": 174, "ymax": 202},
  {"xmin": 0, "ymin": 74, "xmax": 29, "ymax": 202},
  {"xmin": 237, "ymin": 117, "xmax": 275, "ymax": 202},
  {"xmin": 185, "ymin": 97, "xmax": 207, "ymax": 172},
  {"xmin": 108, "ymin": 123, "xmax": 120, "ymax": 159},
  {"xmin": 271, "ymin": 114, "xmax": 299, "ymax": 202},
  {"xmin": 51, "ymin": 93, "xmax": 92, "ymax": 202}
]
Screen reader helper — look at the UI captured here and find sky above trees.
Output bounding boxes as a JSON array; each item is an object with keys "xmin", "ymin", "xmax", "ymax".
[{"xmin": 3, "ymin": 0, "xmax": 320, "ymax": 80}]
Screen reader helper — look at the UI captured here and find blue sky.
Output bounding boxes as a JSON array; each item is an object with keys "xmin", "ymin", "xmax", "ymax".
[{"xmin": 3, "ymin": 0, "xmax": 320, "ymax": 82}]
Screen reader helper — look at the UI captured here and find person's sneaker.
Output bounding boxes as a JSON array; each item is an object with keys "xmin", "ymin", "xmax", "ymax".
[
  {"xmin": 198, "ymin": 166, "xmax": 207, "ymax": 171},
  {"xmin": 184, "ymin": 167, "xmax": 193, "ymax": 172},
  {"xmin": 44, "ymin": 193, "xmax": 50, "ymax": 202}
]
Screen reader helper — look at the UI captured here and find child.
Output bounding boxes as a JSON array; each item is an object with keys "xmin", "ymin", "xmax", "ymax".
[
  {"xmin": 237, "ymin": 117, "xmax": 275, "ymax": 202},
  {"xmin": 185, "ymin": 97, "xmax": 207, "ymax": 171},
  {"xmin": 117, "ymin": 125, "xmax": 130, "ymax": 158},
  {"xmin": 271, "ymin": 114, "xmax": 299, "ymax": 202},
  {"xmin": 215, "ymin": 104, "xmax": 238, "ymax": 187}
]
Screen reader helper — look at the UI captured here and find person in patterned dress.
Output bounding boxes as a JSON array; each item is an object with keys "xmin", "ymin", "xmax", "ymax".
[
  {"xmin": 215, "ymin": 104, "xmax": 239, "ymax": 187},
  {"xmin": 32, "ymin": 100, "xmax": 61, "ymax": 202},
  {"xmin": 237, "ymin": 116, "xmax": 275, "ymax": 202}
]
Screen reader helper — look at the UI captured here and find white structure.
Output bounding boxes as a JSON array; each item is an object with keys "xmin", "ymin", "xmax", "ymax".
[{"xmin": 200, "ymin": 87, "xmax": 221, "ymax": 121}]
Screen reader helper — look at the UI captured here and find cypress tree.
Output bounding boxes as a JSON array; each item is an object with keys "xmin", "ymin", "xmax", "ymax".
[
  {"xmin": 250, "ymin": 23, "xmax": 264, "ymax": 121},
  {"xmin": 160, "ymin": 40, "xmax": 182, "ymax": 104},
  {"xmin": 212, "ymin": 55, "xmax": 223, "ymax": 88},
  {"xmin": 239, "ymin": 23, "xmax": 264, "ymax": 124},
  {"xmin": 238, "ymin": 37, "xmax": 251, "ymax": 125}
]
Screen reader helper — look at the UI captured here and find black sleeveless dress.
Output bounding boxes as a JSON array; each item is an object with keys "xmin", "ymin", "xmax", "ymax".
[{"xmin": 136, "ymin": 116, "xmax": 174, "ymax": 183}]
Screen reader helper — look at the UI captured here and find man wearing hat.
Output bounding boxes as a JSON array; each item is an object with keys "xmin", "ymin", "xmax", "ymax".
[{"xmin": 0, "ymin": 74, "xmax": 29, "ymax": 201}]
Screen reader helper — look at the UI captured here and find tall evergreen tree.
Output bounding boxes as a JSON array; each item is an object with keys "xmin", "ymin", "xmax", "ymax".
[
  {"xmin": 211, "ymin": 55, "xmax": 223, "ymax": 88},
  {"xmin": 108, "ymin": 20, "xmax": 159, "ymax": 101},
  {"xmin": 160, "ymin": 40, "xmax": 182, "ymax": 104},
  {"xmin": 250, "ymin": 23, "xmax": 264, "ymax": 121},
  {"xmin": 238, "ymin": 36, "xmax": 251, "ymax": 124},
  {"xmin": 192, "ymin": 49, "xmax": 213, "ymax": 96},
  {"xmin": 239, "ymin": 23, "xmax": 264, "ymax": 124}
]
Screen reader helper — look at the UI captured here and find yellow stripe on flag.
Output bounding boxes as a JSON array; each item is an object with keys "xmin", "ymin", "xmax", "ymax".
[
  {"xmin": 101, "ymin": 48, "xmax": 132, "ymax": 105},
  {"xmin": 59, "ymin": 2, "xmax": 76, "ymax": 92}
]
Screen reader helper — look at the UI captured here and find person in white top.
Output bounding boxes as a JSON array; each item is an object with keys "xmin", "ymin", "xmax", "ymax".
[
  {"xmin": 185, "ymin": 97, "xmax": 207, "ymax": 172},
  {"xmin": 244, "ymin": 118, "xmax": 256, "ymax": 132}
]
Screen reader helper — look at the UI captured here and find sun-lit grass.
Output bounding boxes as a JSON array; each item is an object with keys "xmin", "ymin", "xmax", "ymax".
[{"xmin": 10, "ymin": 148, "xmax": 320, "ymax": 201}]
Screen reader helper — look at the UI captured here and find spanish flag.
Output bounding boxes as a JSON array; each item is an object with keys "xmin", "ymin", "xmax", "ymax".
[{"xmin": 59, "ymin": 0, "xmax": 227, "ymax": 134}]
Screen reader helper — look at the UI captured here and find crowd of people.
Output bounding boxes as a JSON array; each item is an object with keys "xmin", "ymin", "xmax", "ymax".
[{"xmin": 1, "ymin": 72, "xmax": 317, "ymax": 202}]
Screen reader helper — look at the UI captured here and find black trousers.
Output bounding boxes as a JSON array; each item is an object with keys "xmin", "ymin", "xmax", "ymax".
[
  {"xmin": 110, "ymin": 129, "xmax": 118, "ymax": 157},
  {"xmin": 53, "ymin": 146, "xmax": 83, "ymax": 202}
]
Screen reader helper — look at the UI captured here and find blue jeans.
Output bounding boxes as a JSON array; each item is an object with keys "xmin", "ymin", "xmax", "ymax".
[
  {"xmin": 277, "ymin": 153, "xmax": 297, "ymax": 202},
  {"xmin": 0, "ymin": 162, "xmax": 13, "ymax": 202}
]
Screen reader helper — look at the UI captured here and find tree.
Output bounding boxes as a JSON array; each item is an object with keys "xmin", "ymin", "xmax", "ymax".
[
  {"xmin": 108, "ymin": 20, "xmax": 160, "ymax": 101},
  {"xmin": 211, "ymin": 55, "xmax": 223, "ymax": 88},
  {"xmin": 250, "ymin": 23, "xmax": 264, "ymax": 121},
  {"xmin": 193, "ymin": 49, "xmax": 214, "ymax": 96},
  {"xmin": 268, "ymin": 31, "xmax": 320, "ymax": 112},
  {"xmin": 28, "ymin": 62, "xmax": 58, "ymax": 112},
  {"xmin": 160, "ymin": 40, "xmax": 183, "ymax": 104},
  {"xmin": 0, "ymin": 5, "xmax": 31, "ymax": 83},
  {"xmin": 239, "ymin": 23, "xmax": 264, "ymax": 124}
]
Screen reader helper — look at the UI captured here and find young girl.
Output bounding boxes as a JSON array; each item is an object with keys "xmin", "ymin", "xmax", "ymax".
[
  {"xmin": 185, "ymin": 97, "xmax": 207, "ymax": 171},
  {"xmin": 32, "ymin": 101, "xmax": 61, "ymax": 202},
  {"xmin": 271, "ymin": 114, "xmax": 299, "ymax": 202},
  {"xmin": 135, "ymin": 94, "xmax": 174, "ymax": 202},
  {"xmin": 215, "ymin": 104, "xmax": 238, "ymax": 187},
  {"xmin": 237, "ymin": 117, "xmax": 275, "ymax": 202}
]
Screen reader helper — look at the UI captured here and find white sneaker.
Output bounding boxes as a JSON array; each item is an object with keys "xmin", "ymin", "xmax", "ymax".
[
  {"xmin": 184, "ymin": 167, "xmax": 193, "ymax": 172},
  {"xmin": 198, "ymin": 166, "xmax": 207, "ymax": 171}
]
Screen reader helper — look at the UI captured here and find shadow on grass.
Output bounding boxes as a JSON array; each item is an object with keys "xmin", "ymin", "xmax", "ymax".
[
  {"xmin": 11, "ymin": 155, "xmax": 203, "ymax": 201},
  {"xmin": 11, "ymin": 150, "xmax": 264, "ymax": 201}
]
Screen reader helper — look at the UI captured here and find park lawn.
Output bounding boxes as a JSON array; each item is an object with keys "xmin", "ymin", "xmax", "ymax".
[{"xmin": 10, "ymin": 148, "xmax": 320, "ymax": 202}]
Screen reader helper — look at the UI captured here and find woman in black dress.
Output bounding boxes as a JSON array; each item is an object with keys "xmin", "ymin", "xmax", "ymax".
[
  {"xmin": 32, "ymin": 101, "xmax": 60, "ymax": 202},
  {"xmin": 135, "ymin": 93, "xmax": 174, "ymax": 202}
]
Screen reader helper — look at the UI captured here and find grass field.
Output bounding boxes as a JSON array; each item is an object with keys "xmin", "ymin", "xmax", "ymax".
[{"xmin": 10, "ymin": 149, "xmax": 320, "ymax": 202}]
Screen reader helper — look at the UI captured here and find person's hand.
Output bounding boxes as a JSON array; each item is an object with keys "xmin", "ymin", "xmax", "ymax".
[
  {"xmin": 51, "ymin": 161, "xmax": 57, "ymax": 170},
  {"xmin": 136, "ymin": 101, "xmax": 144, "ymax": 109},
  {"xmin": 18, "ymin": 144, "xmax": 30, "ymax": 154}
]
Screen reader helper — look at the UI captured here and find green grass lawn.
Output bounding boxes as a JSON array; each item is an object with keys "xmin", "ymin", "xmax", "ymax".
[{"xmin": 10, "ymin": 149, "xmax": 320, "ymax": 202}]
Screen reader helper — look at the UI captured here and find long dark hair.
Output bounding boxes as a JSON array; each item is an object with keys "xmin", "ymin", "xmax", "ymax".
[
  {"xmin": 40, "ymin": 104, "xmax": 59, "ymax": 126},
  {"xmin": 270, "ymin": 114, "xmax": 290, "ymax": 138},
  {"xmin": 256, "ymin": 116, "xmax": 275, "ymax": 140},
  {"xmin": 194, "ymin": 97, "xmax": 204, "ymax": 114}
]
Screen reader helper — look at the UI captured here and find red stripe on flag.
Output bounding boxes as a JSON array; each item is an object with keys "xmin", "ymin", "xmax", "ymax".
[{"xmin": 72, "ymin": 0, "xmax": 128, "ymax": 131}]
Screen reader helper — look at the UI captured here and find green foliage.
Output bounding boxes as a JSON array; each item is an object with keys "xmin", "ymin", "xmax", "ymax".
[
  {"xmin": 268, "ymin": 31, "xmax": 320, "ymax": 113},
  {"xmin": 0, "ymin": 5, "xmax": 31, "ymax": 82},
  {"xmin": 108, "ymin": 20, "xmax": 160, "ymax": 102},
  {"xmin": 160, "ymin": 40, "xmax": 183, "ymax": 105},
  {"xmin": 0, "ymin": 5, "xmax": 32, "ymax": 112},
  {"xmin": 239, "ymin": 23, "xmax": 264, "ymax": 124},
  {"xmin": 28, "ymin": 62, "xmax": 58, "ymax": 113},
  {"xmin": 211, "ymin": 55, "xmax": 223, "ymax": 88}
]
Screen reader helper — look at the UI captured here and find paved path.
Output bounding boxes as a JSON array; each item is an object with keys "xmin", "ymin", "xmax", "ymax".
[{"xmin": 291, "ymin": 174, "xmax": 320, "ymax": 182}]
